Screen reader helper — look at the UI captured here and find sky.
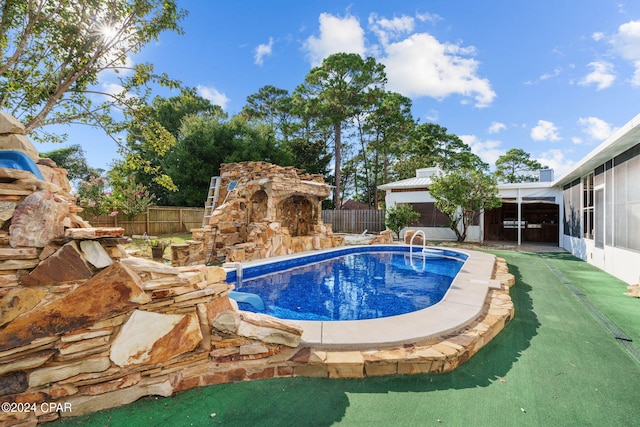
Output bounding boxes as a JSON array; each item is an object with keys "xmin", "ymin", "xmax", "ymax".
[{"xmin": 38, "ymin": 0, "xmax": 640, "ymax": 180}]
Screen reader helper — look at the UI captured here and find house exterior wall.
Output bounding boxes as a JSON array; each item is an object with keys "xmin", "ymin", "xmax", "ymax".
[{"xmin": 560, "ymin": 140, "xmax": 640, "ymax": 284}]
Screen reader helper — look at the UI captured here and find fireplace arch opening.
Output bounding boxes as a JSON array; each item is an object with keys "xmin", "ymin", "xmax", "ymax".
[
  {"xmin": 249, "ymin": 190, "xmax": 268, "ymax": 223},
  {"xmin": 278, "ymin": 195, "xmax": 316, "ymax": 237}
]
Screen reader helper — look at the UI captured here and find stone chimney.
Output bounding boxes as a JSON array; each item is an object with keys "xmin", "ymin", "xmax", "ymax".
[
  {"xmin": 415, "ymin": 167, "xmax": 443, "ymax": 178},
  {"xmin": 539, "ymin": 168, "xmax": 554, "ymax": 182}
]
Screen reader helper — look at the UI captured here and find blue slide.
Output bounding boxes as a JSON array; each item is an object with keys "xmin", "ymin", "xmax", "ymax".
[
  {"xmin": 229, "ymin": 291, "xmax": 265, "ymax": 311},
  {"xmin": 0, "ymin": 150, "xmax": 44, "ymax": 180}
]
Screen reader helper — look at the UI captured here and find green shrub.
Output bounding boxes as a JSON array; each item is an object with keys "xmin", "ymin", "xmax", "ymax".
[{"xmin": 385, "ymin": 205, "xmax": 420, "ymax": 239}]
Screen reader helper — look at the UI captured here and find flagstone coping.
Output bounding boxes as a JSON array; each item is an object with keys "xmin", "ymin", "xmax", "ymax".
[
  {"xmin": 228, "ymin": 246, "xmax": 504, "ymax": 349},
  {"xmin": 177, "ymin": 250, "xmax": 514, "ymax": 386}
]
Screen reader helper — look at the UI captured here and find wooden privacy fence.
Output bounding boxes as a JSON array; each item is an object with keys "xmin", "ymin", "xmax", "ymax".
[
  {"xmin": 88, "ymin": 206, "xmax": 205, "ymax": 236},
  {"xmin": 322, "ymin": 209, "xmax": 384, "ymax": 233},
  {"xmin": 89, "ymin": 207, "xmax": 383, "ymax": 236}
]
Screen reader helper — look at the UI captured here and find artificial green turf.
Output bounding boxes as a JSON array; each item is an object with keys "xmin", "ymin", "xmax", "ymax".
[
  {"xmin": 54, "ymin": 251, "xmax": 640, "ymax": 427},
  {"xmin": 538, "ymin": 251, "xmax": 640, "ymax": 346}
]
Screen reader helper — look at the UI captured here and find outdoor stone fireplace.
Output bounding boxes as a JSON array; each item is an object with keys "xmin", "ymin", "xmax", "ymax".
[
  {"xmin": 278, "ymin": 195, "xmax": 317, "ymax": 237},
  {"xmin": 174, "ymin": 162, "xmax": 344, "ymax": 265}
]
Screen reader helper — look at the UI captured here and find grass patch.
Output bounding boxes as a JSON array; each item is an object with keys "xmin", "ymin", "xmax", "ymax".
[{"xmin": 124, "ymin": 232, "xmax": 193, "ymax": 259}]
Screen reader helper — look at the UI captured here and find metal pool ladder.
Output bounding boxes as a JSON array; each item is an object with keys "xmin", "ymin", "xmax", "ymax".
[
  {"xmin": 408, "ymin": 230, "xmax": 445, "ymax": 270},
  {"xmin": 409, "ymin": 230, "xmax": 427, "ymax": 270},
  {"xmin": 409, "ymin": 230, "xmax": 427, "ymax": 257}
]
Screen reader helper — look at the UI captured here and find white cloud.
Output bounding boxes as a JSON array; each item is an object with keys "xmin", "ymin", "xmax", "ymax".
[
  {"xmin": 101, "ymin": 82, "xmax": 125, "ymax": 96},
  {"xmin": 303, "ymin": 12, "xmax": 495, "ymax": 107},
  {"xmin": 611, "ymin": 20, "xmax": 640, "ymax": 61},
  {"xmin": 525, "ymin": 66, "xmax": 564, "ymax": 85},
  {"xmin": 382, "ymin": 33, "xmax": 495, "ymax": 107},
  {"xmin": 488, "ymin": 122, "xmax": 506, "ymax": 134},
  {"xmin": 97, "ymin": 54, "xmax": 134, "ymax": 89},
  {"xmin": 303, "ymin": 13, "xmax": 366, "ymax": 66},
  {"xmin": 611, "ymin": 20, "xmax": 640, "ymax": 85},
  {"xmin": 579, "ymin": 61, "xmax": 616, "ymax": 90},
  {"xmin": 425, "ymin": 109, "xmax": 439, "ymax": 122},
  {"xmin": 540, "ymin": 66, "xmax": 563, "ymax": 81},
  {"xmin": 97, "ymin": 40, "xmax": 135, "ymax": 73},
  {"xmin": 108, "ymin": 54, "xmax": 134, "ymax": 74},
  {"xmin": 368, "ymin": 14, "xmax": 415, "ymax": 46},
  {"xmin": 197, "ymin": 85, "xmax": 230, "ymax": 109},
  {"xmin": 254, "ymin": 37, "xmax": 274, "ymax": 65},
  {"xmin": 415, "ymin": 12, "xmax": 442, "ymax": 24},
  {"xmin": 632, "ymin": 62, "xmax": 640, "ymax": 86},
  {"xmin": 577, "ymin": 116, "xmax": 615, "ymax": 141},
  {"xmin": 592, "ymin": 32, "xmax": 605, "ymax": 42},
  {"xmin": 95, "ymin": 56, "xmax": 136, "ymax": 105},
  {"xmin": 531, "ymin": 120, "xmax": 561, "ymax": 141},
  {"xmin": 99, "ymin": 82, "xmax": 137, "ymax": 103},
  {"xmin": 460, "ymin": 134, "xmax": 505, "ymax": 167},
  {"xmin": 536, "ymin": 149, "xmax": 575, "ymax": 177}
]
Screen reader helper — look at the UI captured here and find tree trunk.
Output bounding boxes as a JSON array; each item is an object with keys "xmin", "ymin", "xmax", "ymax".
[
  {"xmin": 451, "ymin": 215, "xmax": 465, "ymax": 242},
  {"xmin": 373, "ymin": 150, "xmax": 379, "ymax": 208},
  {"xmin": 334, "ymin": 121, "xmax": 341, "ymax": 209}
]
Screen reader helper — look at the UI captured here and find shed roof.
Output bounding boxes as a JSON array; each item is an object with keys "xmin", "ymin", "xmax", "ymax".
[{"xmin": 378, "ymin": 176, "xmax": 434, "ymax": 190}]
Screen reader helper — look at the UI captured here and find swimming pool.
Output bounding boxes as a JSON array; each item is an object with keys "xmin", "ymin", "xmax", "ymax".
[
  {"xmin": 225, "ymin": 245, "xmax": 501, "ymax": 348},
  {"xmin": 230, "ymin": 247, "xmax": 465, "ymax": 321}
]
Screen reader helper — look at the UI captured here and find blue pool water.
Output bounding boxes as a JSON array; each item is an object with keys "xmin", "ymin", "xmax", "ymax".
[{"xmin": 231, "ymin": 247, "xmax": 464, "ymax": 321}]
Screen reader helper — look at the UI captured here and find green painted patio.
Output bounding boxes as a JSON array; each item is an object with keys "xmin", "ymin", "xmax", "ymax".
[{"xmin": 53, "ymin": 250, "xmax": 640, "ymax": 427}]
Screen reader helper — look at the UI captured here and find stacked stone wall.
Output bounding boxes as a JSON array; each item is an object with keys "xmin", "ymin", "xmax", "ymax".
[
  {"xmin": 0, "ymin": 115, "xmax": 305, "ymax": 425},
  {"xmin": 174, "ymin": 161, "xmax": 344, "ymax": 266}
]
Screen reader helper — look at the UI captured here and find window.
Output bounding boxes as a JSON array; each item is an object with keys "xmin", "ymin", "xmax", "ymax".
[
  {"xmin": 583, "ymin": 173, "xmax": 594, "ymax": 239},
  {"xmin": 563, "ymin": 179, "xmax": 580, "ymax": 237},
  {"xmin": 605, "ymin": 163, "xmax": 613, "ymax": 246},
  {"xmin": 614, "ymin": 152, "xmax": 640, "ymax": 251},
  {"xmin": 595, "ymin": 188, "xmax": 604, "ymax": 248},
  {"xmin": 410, "ymin": 203, "xmax": 451, "ymax": 227}
]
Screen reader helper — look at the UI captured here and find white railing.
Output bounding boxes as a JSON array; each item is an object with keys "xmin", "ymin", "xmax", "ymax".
[
  {"xmin": 409, "ymin": 230, "xmax": 427, "ymax": 257},
  {"xmin": 407, "ymin": 230, "xmax": 446, "ymax": 271},
  {"xmin": 408, "ymin": 230, "xmax": 427, "ymax": 271}
]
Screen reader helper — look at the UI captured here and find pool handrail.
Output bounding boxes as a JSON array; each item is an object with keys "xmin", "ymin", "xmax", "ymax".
[{"xmin": 409, "ymin": 230, "xmax": 427, "ymax": 257}]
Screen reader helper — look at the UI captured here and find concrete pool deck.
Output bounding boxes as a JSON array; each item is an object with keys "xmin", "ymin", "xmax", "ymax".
[{"xmin": 295, "ymin": 249, "xmax": 504, "ymax": 349}]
